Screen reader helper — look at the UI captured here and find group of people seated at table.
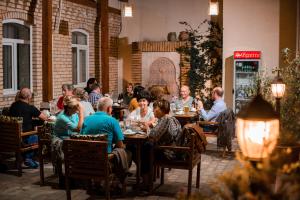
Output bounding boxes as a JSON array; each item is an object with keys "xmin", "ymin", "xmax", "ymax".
[{"xmin": 6, "ymin": 78, "xmax": 227, "ymax": 191}]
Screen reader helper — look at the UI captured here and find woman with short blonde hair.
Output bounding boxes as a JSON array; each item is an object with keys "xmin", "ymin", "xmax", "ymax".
[
  {"xmin": 73, "ymin": 87, "xmax": 95, "ymax": 117},
  {"xmin": 54, "ymin": 96, "xmax": 84, "ymax": 139}
]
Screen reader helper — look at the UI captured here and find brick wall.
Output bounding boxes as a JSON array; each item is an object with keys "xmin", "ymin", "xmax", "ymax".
[
  {"xmin": 0, "ymin": 1, "xmax": 121, "ymax": 107},
  {"xmin": 52, "ymin": 0, "xmax": 98, "ymax": 98},
  {"xmin": 0, "ymin": 0, "xmax": 43, "ymax": 107},
  {"xmin": 131, "ymin": 41, "xmax": 190, "ymax": 87},
  {"xmin": 108, "ymin": 9, "xmax": 121, "ymax": 94}
]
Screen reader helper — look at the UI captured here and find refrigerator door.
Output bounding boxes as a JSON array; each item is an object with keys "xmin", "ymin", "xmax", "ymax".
[{"xmin": 234, "ymin": 60, "xmax": 259, "ymax": 113}]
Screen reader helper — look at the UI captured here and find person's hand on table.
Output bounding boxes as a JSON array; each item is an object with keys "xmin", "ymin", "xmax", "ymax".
[{"xmin": 140, "ymin": 122, "xmax": 149, "ymax": 132}]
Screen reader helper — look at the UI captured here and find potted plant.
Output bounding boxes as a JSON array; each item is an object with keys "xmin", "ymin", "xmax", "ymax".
[
  {"xmin": 176, "ymin": 20, "xmax": 222, "ymax": 109},
  {"xmin": 275, "ymin": 48, "xmax": 300, "ymax": 162}
]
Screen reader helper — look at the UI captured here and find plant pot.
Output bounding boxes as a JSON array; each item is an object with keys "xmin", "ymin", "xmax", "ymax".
[
  {"xmin": 179, "ymin": 31, "xmax": 189, "ymax": 41},
  {"xmin": 167, "ymin": 32, "xmax": 177, "ymax": 41}
]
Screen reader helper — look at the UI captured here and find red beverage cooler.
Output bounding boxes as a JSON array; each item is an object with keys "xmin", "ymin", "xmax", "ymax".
[{"xmin": 233, "ymin": 51, "xmax": 261, "ymax": 113}]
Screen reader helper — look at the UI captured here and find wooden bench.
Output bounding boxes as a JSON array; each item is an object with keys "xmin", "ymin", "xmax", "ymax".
[{"xmin": 0, "ymin": 116, "xmax": 39, "ymax": 176}]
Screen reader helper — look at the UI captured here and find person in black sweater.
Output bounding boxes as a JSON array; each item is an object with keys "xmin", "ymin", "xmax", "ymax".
[{"xmin": 10, "ymin": 88, "xmax": 48, "ymax": 168}]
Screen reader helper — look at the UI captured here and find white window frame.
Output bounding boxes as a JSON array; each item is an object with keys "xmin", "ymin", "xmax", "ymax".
[
  {"xmin": 2, "ymin": 19, "xmax": 32, "ymax": 95},
  {"xmin": 71, "ymin": 29, "xmax": 89, "ymax": 87}
]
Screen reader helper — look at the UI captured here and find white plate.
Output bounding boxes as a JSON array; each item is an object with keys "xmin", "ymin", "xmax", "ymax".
[{"xmin": 124, "ymin": 129, "xmax": 136, "ymax": 135}]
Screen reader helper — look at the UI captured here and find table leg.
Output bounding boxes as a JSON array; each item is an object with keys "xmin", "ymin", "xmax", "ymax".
[{"xmin": 136, "ymin": 141, "xmax": 141, "ymax": 190}]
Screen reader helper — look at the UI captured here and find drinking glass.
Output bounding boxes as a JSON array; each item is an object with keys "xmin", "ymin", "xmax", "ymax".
[{"xmin": 184, "ymin": 106, "xmax": 190, "ymax": 113}]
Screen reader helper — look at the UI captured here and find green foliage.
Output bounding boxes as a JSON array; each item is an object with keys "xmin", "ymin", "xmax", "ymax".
[
  {"xmin": 280, "ymin": 48, "xmax": 300, "ymax": 144},
  {"xmin": 176, "ymin": 20, "xmax": 222, "ymax": 108}
]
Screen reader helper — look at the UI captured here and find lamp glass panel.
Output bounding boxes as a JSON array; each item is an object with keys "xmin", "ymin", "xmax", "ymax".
[
  {"xmin": 237, "ymin": 118, "xmax": 279, "ymax": 160},
  {"xmin": 271, "ymin": 83, "xmax": 285, "ymax": 98}
]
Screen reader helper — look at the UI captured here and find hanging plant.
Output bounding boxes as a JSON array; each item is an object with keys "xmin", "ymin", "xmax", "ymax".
[{"xmin": 177, "ymin": 20, "xmax": 222, "ymax": 109}]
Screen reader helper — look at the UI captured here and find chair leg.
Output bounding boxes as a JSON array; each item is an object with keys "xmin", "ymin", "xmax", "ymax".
[
  {"xmin": 156, "ymin": 166, "xmax": 160, "ymax": 179},
  {"xmin": 105, "ymin": 176, "xmax": 110, "ymax": 200},
  {"xmin": 196, "ymin": 163, "xmax": 200, "ymax": 189},
  {"xmin": 188, "ymin": 168, "xmax": 192, "ymax": 197},
  {"xmin": 16, "ymin": 152, "xmax": 22, "ymax": 177},
  {"xmin": 39, "ymin": 151, "xmax": 44, "ymax": 185},
  {"xmin": 160, "ymin": 168, "xmax": 164, "ymax": 185},
  {"xmin": 65, "ymin": 176, "xmax": 71, "ymax": 200}
]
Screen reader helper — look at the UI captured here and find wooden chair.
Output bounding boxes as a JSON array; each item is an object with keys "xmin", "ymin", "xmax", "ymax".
[
  {"xmin": 37, "ymin": 125, "xmax": 53, "ymax": 185},
  {"xmin": 63, "ymin": 139, "xmax": 116, "ymax": 200},
  {"xmin": 0, "ymin": 116, "xmax": 39, "ymax": 176},
  {"xmin": 197, "ymin": 121, "xmax": 219, "ymax": 136},
  {"xmin": 153, "ymin": 124, "xmax": 206, "ymax": 197}
]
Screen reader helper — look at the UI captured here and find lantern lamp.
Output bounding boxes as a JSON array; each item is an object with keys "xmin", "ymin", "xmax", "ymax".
[
  {"xmin": 209, "ymin": 1, "xmax": 219, "ymax": 16},
  {"xmin": 271, "ymin": 77, "xmax": 285, "ymax": 99},
  {"xmin": 236, "ymin": 94, "xmax": 279, "ymax": 160}
]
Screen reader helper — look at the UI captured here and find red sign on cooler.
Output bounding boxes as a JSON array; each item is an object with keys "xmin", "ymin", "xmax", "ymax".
[{"xmin": 234, "ymin": 51, "xmax": 261, "ymax": 59}]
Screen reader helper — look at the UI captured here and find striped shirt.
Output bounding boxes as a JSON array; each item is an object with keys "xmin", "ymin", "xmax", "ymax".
[{"xmin": 88, "ymin": 91, "xmax": 102, "ymax": 107}]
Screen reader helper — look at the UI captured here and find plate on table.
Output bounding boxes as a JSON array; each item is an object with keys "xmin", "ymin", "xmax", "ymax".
[
  {"xmin": 176, "ymin": 111, "xmax": 184, "ymax": 115},
  {"xmin": 124, "ymin": 129, "xmax": 136, "ymax": 135}
]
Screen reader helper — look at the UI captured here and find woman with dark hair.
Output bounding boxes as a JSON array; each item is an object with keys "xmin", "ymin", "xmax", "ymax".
[
  {"xmin": 84, "ymin": 78, "xmax": 97, "ymax": 94},
  {"xmin": 140, "ymin": 99, "xmax": 182, "ymax": 189},
  {"xmin": 56, "ymin": 84, "xmax": 74, "ymax": 112},
  {"xmin": 128, "ymin": 85, "xmax": 145, "ymax": 112},
  {"xmin": 118, "ymin": 82, "xmax": 134, "ymax": 105},
  {"xmin": 128, "ymin": 90, "xmax": 155, "ymax": 126}
]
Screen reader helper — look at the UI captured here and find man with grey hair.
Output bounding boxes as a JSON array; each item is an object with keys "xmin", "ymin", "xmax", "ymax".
[
  {"xmin": 9, "ymin": 87, "xmax": 48, "ymax": 168},
  {"xmin": 197, "ymin": 87, "xmax": 227, "ymax": 122},
  {"xmin": 81, "ymin": 97, "xmax": 124, "ymax": 153}
]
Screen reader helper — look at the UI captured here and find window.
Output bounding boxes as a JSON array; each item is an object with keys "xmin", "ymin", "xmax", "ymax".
[
  {"xmin": 72, "ymin": 30, "xmax": 88, "ymax": 86},
  {"xmin": 2, "ymin": 20, "xmax": 31, "ymax": 94}
]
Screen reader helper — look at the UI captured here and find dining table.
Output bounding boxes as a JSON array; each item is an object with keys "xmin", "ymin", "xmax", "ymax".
[
  {"xmin": 173, "ymin": 111, "xmax": 199, "ymax": 127},
  {"xmin": 123, "ymin": 132, "xmax": 148, "ymax": 191}
]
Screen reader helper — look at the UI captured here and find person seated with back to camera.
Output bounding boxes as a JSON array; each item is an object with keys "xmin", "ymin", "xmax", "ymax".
[
  {"xmin": 88, "ymin": 83, "xmax": 103, "ymax": 109},
  {"xmin": 139, "ymin": 99, "xmax": 182, "ymax": 190},
  {"xmin": 73, "ymin": 87, "xmax": 95, "ymax": 118},
  {"xmin": 175, "ymin": 85, "xmax": 194, "ymax": 109},
  {"xmin": 148, "ymin": 85, "xmax": 165, "ymax": 110},
  {"xmin": 118, "ymin": 82, "xmax": 134, "ymax": 105},
  {"xmin": 9, "ymin": 87, "xmax": 49, "ymax": 168},
  {"xmin": 80, "ymin": 97, "xmax": 131, "ymax": 184},
  {"xmin": 128, "ymin": 90, "xmax": 155, "ymax": 128}
]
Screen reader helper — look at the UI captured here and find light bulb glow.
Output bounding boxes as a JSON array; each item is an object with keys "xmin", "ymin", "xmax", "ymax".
[
  {"xmin": 209, "ymin": 2, "xmax": 219, "ymax": 15},
  {"xmin": 124, "ymin": 5, "xmax": 132, "ymax": 17}
]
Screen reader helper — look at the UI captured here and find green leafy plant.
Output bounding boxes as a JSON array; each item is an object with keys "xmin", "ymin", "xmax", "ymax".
[
  {"xmin": 279, "ymin": 48, "xmax": 300, "ymax": 144},
  {"xmin": 177, "ymin": 20, "xmax": 222, "ymax": 109}
]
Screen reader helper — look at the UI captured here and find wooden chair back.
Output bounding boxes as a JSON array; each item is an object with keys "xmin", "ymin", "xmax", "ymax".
[
  {"xmin": 0, "ymin": 116, "xmax": 39, "ymax": 176},
  {"xmin": 63, "ymin": 139, "xmax": 110, "ymax": 180},
  {"xmin": 63, "ymin": 139, "xmax": 113, "ymax": 200},
  {"xmin": 153, "ymin": 124, "xmax": 206, "ymax": 196},
  {"xmin": 0, "ymin": 116, "xmax": 22, "ymax": 152}
]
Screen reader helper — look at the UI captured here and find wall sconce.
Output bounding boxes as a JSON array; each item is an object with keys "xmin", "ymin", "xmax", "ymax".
[
  {"xmin": 236, "ymin": 94, "xmax": 279, "ymax": 160},
  {"xmin": 209, "ymin": 0, "xmax": 219, "ymax": 16},
  {"xmin": 124, "ymin": 5, "xmax": 133, "ymax": 17}
]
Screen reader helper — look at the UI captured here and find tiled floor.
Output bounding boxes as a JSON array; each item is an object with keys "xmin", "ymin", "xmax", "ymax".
[{"xmin": 0, "ymin": 137, "xmax": 239, "ymax": 199}]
